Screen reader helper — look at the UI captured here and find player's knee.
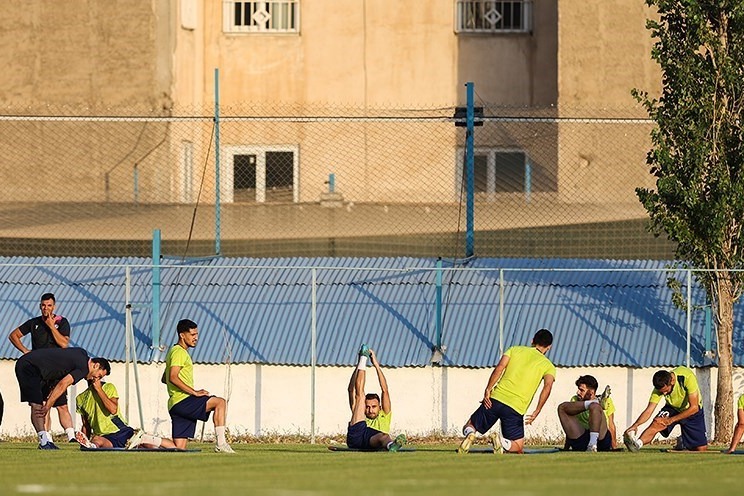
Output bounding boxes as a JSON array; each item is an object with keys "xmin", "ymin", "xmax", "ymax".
[{"xmin": 588, "ymin": 402, "xmax": 602, "ymax": 413}]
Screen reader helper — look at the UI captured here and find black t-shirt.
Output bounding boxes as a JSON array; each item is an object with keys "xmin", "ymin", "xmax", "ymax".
[
  {"xmin": 19, "ymin": 315, "xmax": 71, "ymax": 350},
  {"xmin": 20, "ymin": 347, "xmax": 90, "ymax": 384}
]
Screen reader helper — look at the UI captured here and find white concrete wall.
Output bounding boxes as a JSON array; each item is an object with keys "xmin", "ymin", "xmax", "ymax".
[{"xmin": 2, "ymin": 360, "xmax": 743, "ymax": 442}]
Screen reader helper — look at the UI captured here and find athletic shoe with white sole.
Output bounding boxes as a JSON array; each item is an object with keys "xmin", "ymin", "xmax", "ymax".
[
  {"xmin": 489, "ymin": 431, "xmax": 504, "ymax": 454},
  {"xmin": 388, "ymin": 434, "xmax": 407, "ymax": 452},
  {"xmin": 75, "ymin": 431, "xmax": 96, "ymax": 449},
  {"xmin": 598, "ymin": 385, "xmax": 612, "ymax": 410},
  {"xmin": 126, "ymin": 430, "xmax": 145, "ymax": 450},
  {"xmin": 457, "ymin": 432, "xmax": 476, "ymax": 454},
  {"xmin": 214, "ymin": 443, "xmax": 236, "ymax": 453},
  {"xmin": 38, "ymin": 442, "xmax": 59, "ymax": 450},
  {"xmin": 623, "ymin": 432, "xmax": 641, "ymax": 452},
  {"xmin": 587, "ymin": 444, "xmax": 598, "ymax": 452}
]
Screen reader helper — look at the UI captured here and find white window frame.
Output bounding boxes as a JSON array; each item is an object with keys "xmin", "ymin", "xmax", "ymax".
[
  {"xmin": 179, "ymin": 141, "xmax": 194, "ymax": 203},
  {"xmin": 456, "ymin": 147, "xmax": 527, "ymax": 200},
  {"xmin": 223, "ymin": 1, "xmax": 300, "ymax": 34},
  {"xmin": 223, "ymin": 145, "xmax": 299, "ymax": 203},
  {"xmin": 455, "ymin": 0, "xmax": 532, "ymax": 34}
]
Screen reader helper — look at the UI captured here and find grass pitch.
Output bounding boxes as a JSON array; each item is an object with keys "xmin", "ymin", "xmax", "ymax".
[{"xmin": 1, "ymin": 442, "xmax": 741, "ymax": 496}]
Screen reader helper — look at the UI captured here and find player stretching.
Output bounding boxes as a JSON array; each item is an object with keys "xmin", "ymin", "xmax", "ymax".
[
  {"xmin": 163, "ymin": 319, "xmax": 235, "ymax": 453},
  {"xmin": 346, "ymin": 345, "xmax": 406, "ymax": 451},
  {"xmin": 558, "ymin": 375, "xmax": 615, "ymax": 452},
  {"xmin": 458, "ymin": 328, "xmax": 555, "ymax": 454}
]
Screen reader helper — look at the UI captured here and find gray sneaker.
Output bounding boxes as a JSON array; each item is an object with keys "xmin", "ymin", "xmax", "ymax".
[
  {"xmin": 214, "ymin": 443, "xmax": 236, "ymax": 453},
  {"xmin": 598, "ymin": 385, "xmax": 612, "ymax": 410},
  {"xmin": 457, "ymin": 432, "xmax": 476, "ymax": 454},
  {"xmin": 489, "ymin": 431, "xmax": 504, "ymax": 455}
]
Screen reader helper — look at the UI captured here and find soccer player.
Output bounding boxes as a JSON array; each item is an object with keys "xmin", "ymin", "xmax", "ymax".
[
  {"xmin": 458, "ymin": 328, "xmax": 555, "ymax": 454},
  {"xmin": 162, "ymin": 319, "xmax": 235, "ymax": 453},
  {"xmin": 558, "ymin": 375, "xmax": 616, "ymax": 452},
  {"xmin": 624, "ymin": 367, "xmax": 708, "ymax": 452},
  {"xmin": 8, "ymin": 292, "xmax": 76, "ymax": 442},
  {"xmin": 724, "ymin": 394, "xmax": 744, "ymax": 454},
  {"xmin": 346, "ymin": 345, "xmax": 406, "ymax": 451},
  {"xmin": 14, "ymin": 347, "xmax": 110, "ymax": 449},
  {"xmin": 75, "ymin": 375, "xmax": 177, "ymax": 450}
]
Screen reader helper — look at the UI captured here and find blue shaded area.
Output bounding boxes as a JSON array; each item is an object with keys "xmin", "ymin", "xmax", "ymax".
[{"xmin": 0, "ymin": 256, "xmax": 738, "ymax": 368}]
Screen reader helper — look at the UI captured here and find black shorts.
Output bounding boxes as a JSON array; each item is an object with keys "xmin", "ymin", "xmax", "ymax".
[
  {"xmin": 657, "ymin": 405, "xmax": 708, "ymax": 449},
  {"xmin": 567, "ymin": 430, "xmax": 613, "ymax": 451},
  {"xmin": 169, "ymin": 395, "xmax": 213, "ymax": 439},
  {"xmin": 15, "ymin": 360, "xmax": 67, "ymax": 407},
  {"xmin": 469, "ymin": 399, "xmax": 525, "ymax": 441},
  {"xmin": 346, "ymin": 420, "xmax": 383, "ymax": 450},
  {"xmin": 103, "ymin": 426, "xmax": 135, "ymax": 448}
]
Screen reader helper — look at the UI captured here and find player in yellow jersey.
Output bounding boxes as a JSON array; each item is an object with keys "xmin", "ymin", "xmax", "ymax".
[
  {"xmin": 346, "ymin": 345, "xmax": 406, "ymax": 451},
  {"xmin": 724, "ymin": 394, "xmax": 744, "ymax": 454},
  {"xmin": 458, "ymin": 329, "xmax": 556, "ymax": 454},
  {"xmin": 75, "ymin": 374, "xmax": 177, "ymax": 450},
  {"xmin": 163, "ymin": 319, "xmax": 234, "ymax": 453},
  {"xmin": 624, "ymin": 367, "xmax": 707, "ymax": 452},
  {"xmin": 558, "ymin": 375, "xmax": 616, "ymax": 452}
]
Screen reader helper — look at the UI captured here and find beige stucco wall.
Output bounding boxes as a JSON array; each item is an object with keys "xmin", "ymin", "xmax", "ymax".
[{"xmin": 1, "ymin": 361, "xmax": 742, "ymax": 443}]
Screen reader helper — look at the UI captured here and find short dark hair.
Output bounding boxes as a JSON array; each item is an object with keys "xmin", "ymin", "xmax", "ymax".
[
  {"xmin": 653, "ymin": 370, "xmax": 673, "ymax": 389},
  {"xmin": 40, "ymin": 293, "xmax": 56, "ymax": 303},
  {"xmin": 532, "ymin": 328, "xmax": 553, "ymax": 347},
  {"xmin": 91, "ymin": 357, "xmax": 111, "ymax": 374},
  {"xmin": 177, "ymin": 319, "xmax": 198, "ymax": 334},
  {"xmin": 575, "ymin": 375, "xmax": 599, "ymax": 391},
  {"xmin": 365, "ymin": 393, "xmax": 380, "ymax": 403}
]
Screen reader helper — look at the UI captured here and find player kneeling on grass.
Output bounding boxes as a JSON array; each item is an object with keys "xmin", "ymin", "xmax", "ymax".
[
  {"xmin": 458, "ymin": 329, "xmax": 555, "ymax": 455},
  {"xmin": 558, "ymin": 375, "xmax": 615, "ymax": 452},
  {"xmin": 163, "ymin": 319, "xmax": 234, "ymax": 453},
  {"xmin": 75, "ymin": 375, "xmax": 177, "ymax": 450},
  {"xmin": 346, "ymin": 345, "xmax": 406, "ymax": 452},
  {"xmin": 624, "ymin": 367, "xmax": 707, "ymax": 452}
]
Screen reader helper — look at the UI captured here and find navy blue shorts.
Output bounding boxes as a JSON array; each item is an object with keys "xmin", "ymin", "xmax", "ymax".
[
  {"xmin": 346, "ymin": 420, "xmax": 383, "ymax": 450},
  {"xmin": 567, "ymin": 430, "xmax": 613, "ymax": 451},
  {"xmin": 469, "ymin": 399, "xmax": 525, "ymax": 441},
  {"xmin": 169, "ymin": 395, "xmax": 213, "ymax": 439},
  {"xmin": 103, "ymin": 426, "xmax": 135, "ymax": 448},
  {"xmin": 657, "ymin": 405, "xmax": 707, "ymax": 449}
]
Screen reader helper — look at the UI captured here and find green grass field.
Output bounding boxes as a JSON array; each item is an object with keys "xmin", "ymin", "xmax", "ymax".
[{"xmin": 1, "ymin": 442, "xmax": 742, "ymax": 496}]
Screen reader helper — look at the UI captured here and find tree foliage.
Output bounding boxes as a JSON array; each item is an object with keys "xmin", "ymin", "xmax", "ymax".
[{"xmin": 634, "ymin": 0, "xmax": 744, "ymax": 442}]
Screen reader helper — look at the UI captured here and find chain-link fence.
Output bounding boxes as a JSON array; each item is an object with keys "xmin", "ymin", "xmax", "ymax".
[{"xmin": 0, "ymin": 103, "xmax": 674, "ymax": 259}]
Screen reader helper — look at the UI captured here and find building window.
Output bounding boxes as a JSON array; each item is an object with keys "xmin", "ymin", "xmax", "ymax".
[
  {"xmin": 223, "ymin": 145, "xmax": 299, "ymax": 203},
  {"xmin": 223, "ymin": 1, "xmax": 299, "ymax": 33},
  {"xmin": 457, "ymin": 148, "xmax": 528, "ymax": 198},
  {"xmin": 455, "ymin": 0, "xmax": 532, "ymax": 34}
]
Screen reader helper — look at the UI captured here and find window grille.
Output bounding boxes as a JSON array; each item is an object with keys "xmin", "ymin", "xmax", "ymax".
[
  {"xmin": 455, "ymin": 0, "xmax": 532, "ymax": 34},
  {"xmin": 223, "ymin": 1, "xmax": 299, "ymax": 33}
]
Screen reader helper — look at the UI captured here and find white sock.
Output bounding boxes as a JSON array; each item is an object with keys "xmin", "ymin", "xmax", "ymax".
[
  {"xmin": 588, "ymin": 432, "xmax": 599, "ymax": 446},
  {"xmin": 215, "ymin": 426, "xmax": 227, "ymax": 445},
  {"xmin": 65, "ymin": 427, "xmax": 76, "ymax": 441},
  {"xmin": 357, "ymin": 356, "xmax": 368, "ymax": 369},
  {"xmin": 501, "ymin": 438, "xmax": 512, "ymax": 451},
  {"xmin": 142, "ymin": 433, "xmax": 162, "ymax": 448},
  {"xmin": 386, "ymin": 441, "xmax": 393, "ymax": 450},
  {"xmin": 463, "ymin": 426, "xmax": 476, "ymax": 437},
  {"xmin": 38, "ymin": 431, "xmax": 51, "ymax": 445},
  {"xmin": 583, "ymin": 399, "xmax": 598, "ymax": 410},
  {"xmin": 637, "ymin": 438, "xmax": 644, "ymax": 448}
]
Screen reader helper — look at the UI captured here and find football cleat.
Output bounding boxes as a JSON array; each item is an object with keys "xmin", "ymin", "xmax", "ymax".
[
  {"xmin": 126, "ymin": 430, "xmax": 145, "ymax": 450},
  {"xmin": 214, "ymin": 443, "xmax": 236, "ymax": 453},
  {"xmin": 75, "ymin": 431, "xmax": 96, "ymax": 449},
  {"xmin": 388, "ymin": 434, "xmax": 407, "ymax": 452},
  {"xmin": 598, "ymin": 385, "xmax": 612, "ymax": 410},
  {"xmin": 490, "ymin": 431, "xmax": 504, "ymax": 455},
  {"xmin": 38, "ymin": 442, "xmax": 59, "ymax": 450},
  {"xmin": 358, "ymin": 343, "xmax": 371, "ymax": 358},
  {"xmin": 623, "ymin": 432, "xmax": 641, "ymax": 452},
  {"xmin": 457, "ymin": 432, "xmax": 476, "ymax": 454}
]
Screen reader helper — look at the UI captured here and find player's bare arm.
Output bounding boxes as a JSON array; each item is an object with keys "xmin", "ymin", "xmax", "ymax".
[
  {"xmin": 525, "ymin": 374, "xmax": 555, "ymax": 424},
  {"xmin": 168, "ymin": 365, "xmax": 209, "ymax": 396},
  {"xmin": 91, "ymin": 379, "xmax": 118, "ymax": 415},
  {"xmin": 369, "ymin": 350, "xmax": 391, "ymax": 414},
  {"xmin": 482, "ymin": 355, "xmax": 510, "ymax": 409},
  {"xmin": 39, "ymin": 374, "xmax": 74, "ymax": 417},
  {"xmin": 8, "ymin": 328, "xmax": 29, "ymax": 354},
  {"xmin": 626, "ymin": 402, "xmax": 657, "ymax": 434},
  {"xmin": 44, "ymin": 314, "xmax": 70, "ymax": 348}
]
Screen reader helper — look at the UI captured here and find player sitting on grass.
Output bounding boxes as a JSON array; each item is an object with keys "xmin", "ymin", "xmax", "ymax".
[
  {"xmin": 75, "ymin": 375, "xmax": 177, "ymax": 450},
  {"xmin": 457, "ymin": 328, "xmax": 555, "ymax": 455},
  {"xmin": 346, "ymin": 345, "xmax": 406, "ymax": 451},
  {"xmin": 624, "ymin": 367, "xmax": 707, "ymax": 452},
  {"xmin": 558, "ymin": 375, "xmax": 615, "ymax": 452},
  {"xmin": 724, "ymin": 394, "xmax": 744, "ymax": 454}
]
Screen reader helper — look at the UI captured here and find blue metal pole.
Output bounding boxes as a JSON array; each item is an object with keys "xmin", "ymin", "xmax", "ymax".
[
  {"xmin": 435, "ymin": 259, "xmax": 443, "ymax": 349},
  {"xmin": 214, "ymin": 68, "xmax": 222, "ymax": 256},
  {"xmin": 329, "ymin": 173, "xmax": 335, "ymax": 193},
  {"xmin": 465, "ymin": 82, "xmax": 475, "ymax": 258},
  {"xmin": 152, "ymin": 229, "xmax": 161, "ymax": 354},
  {"xmin": 525, "ymin": 158, "xmax": 532, "ymax": 204},
  {"xmin": 133, "ymin": 164, "xmax": 139, "ymax": 204}
]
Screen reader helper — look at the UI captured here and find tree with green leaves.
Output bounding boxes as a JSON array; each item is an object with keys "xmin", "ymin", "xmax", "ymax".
[{"xmin": 633, "ymin": 1, "xmax": 744, "ymax": 443}]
